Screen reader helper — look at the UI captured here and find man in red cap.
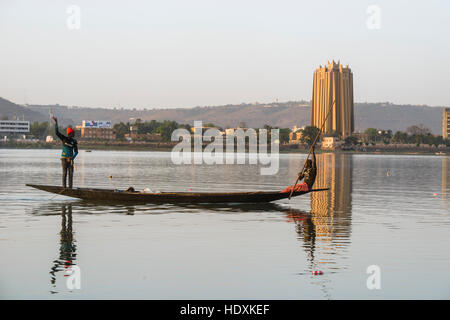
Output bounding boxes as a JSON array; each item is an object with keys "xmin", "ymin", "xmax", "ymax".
[{"xmin": 52, "ymin": 116, "xmax": 78, "ymax": 188}]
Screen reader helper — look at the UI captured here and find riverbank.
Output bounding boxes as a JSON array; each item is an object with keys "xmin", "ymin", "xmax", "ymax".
[{"xmin": 1, "ymin": 141, "xmax": 448, "ymax": 155}]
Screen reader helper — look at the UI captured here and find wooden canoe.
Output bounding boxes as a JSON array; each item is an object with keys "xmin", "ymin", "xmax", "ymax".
[{"xmin": 26, "ymin": 184, "xmax": 328, "ymax": 204}]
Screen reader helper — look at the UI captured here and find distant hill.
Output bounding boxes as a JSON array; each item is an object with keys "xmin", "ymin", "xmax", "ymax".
[
  {"xmin": 0, "ymin": 97, "xmax": 48, "ymax": 123},
  {"xmin": 0, "ymin": 97, "xmax": 445, "ymax": 134},
  {"xmin": 354, "ymin": 102, "xmax": 443, "ymax": 134},
  {"xmin": 24, "ymin": 100, "xmax": 313, "ymax": 129}
]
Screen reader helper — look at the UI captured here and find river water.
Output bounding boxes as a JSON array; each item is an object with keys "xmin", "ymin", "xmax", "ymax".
[{"xmin": 0, "ymin": 149, "xmax": 449, "ymax": 299}]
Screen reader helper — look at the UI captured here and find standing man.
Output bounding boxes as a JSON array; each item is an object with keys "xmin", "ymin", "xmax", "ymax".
[{"xmin": 52, "ymin": 116, "xmax": 78, "ymax": 188}]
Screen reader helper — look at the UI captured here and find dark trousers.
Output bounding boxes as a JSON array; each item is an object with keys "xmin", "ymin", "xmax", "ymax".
[{"xmin": 61, "ymin": 158, "xmax": 74, "ymax": 188}]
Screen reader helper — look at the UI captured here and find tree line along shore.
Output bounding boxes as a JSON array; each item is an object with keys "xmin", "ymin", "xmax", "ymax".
[
  {"xmin": 1, "ymin": 119, "xmax": 448, "ymax": 154},
  {"xmin": 1, "ymin": 141, "xmax": 448, "ymax": 155}
]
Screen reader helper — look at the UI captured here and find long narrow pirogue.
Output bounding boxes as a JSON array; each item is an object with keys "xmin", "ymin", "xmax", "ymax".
[{"xmin": 26, "ymin": 184, "xmax": 328, "ymax": 204}]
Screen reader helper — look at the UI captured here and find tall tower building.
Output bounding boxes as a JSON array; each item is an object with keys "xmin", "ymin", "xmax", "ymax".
[
  {"xmin": 311, "ymin": 61, "xmax": 354, "ymax": 138},
  {"xmin": 443, "ymin": 107, "xmax": 450, "ymax": 139}
]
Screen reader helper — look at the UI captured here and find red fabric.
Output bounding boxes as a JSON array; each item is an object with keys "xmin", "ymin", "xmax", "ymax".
[
  {"xmin": 66, "ymin": 127, "xmax": 74, "ymax": 135},
  {"xmin": 280, "ymin": 182, "xmax": 310, "ymax": 194}
]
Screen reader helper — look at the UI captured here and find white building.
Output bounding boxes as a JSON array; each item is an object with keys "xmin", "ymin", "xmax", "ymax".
[
  {"xmin": 225, "ymin": 128, "xmax": 236, "ymax": 135},
  {"xmin": 291, "ymin": 125, "xmax": 305, "ymax": 133},
  {"xmin": 321, "ymin": 137, "xmax": 344, "ymax": 150},
  {"xmin": 0, "ymin": 120, "xmax": 30, "ymax": 133},
  {"xmin": 81, "ymin": 120, "xmax": 111, "ymax": 128}
]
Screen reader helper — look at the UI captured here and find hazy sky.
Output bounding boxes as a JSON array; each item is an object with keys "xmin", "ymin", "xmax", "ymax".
[{"xmin": 1, "ymin": 0, "xmax": 449, "ymax": 108}]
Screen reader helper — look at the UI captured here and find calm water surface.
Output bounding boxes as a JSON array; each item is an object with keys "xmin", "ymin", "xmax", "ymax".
[{"xmin": 0, "ymin": 149, "xmax": 449, "ymax": 299}]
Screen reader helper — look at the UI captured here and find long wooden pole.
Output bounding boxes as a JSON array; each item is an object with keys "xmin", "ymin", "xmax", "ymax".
[{"xmin": 288, "ymin": 99, "xmax": 336, "ymax": 200}]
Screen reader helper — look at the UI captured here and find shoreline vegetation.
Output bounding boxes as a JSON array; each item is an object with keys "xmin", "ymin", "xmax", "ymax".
[
  {"xmin": 1, "ymin": 141, "xmax": 448, "ymax": 155},
  {"xmin": 3, "ymin": 120, "xmax": 448, "ymax": 155}
]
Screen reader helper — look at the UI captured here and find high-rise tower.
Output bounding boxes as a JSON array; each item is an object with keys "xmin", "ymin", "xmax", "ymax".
[
  {"xmin": 443, "ymin": 107, "xmax": 450, "ymax": 139},
  {"xmin": 311, "ymin": 61, "xmax": 354, "ymax": 138}
]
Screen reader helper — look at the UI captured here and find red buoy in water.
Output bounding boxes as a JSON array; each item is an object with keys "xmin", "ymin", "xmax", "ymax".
[{"xmin": 313, "ymin": 271, "xmax": 323, "ymax": 275}]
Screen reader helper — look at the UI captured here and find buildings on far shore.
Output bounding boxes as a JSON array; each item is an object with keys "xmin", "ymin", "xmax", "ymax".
[
  {"xmin": 289, "ymin": 125, "xmax": 304, "ymax": 144},
  {"xmin": 0, "ymin": 120, "xmax": 30, "ymax": 142},
  {"xmin": 443, "ymin": 108, "xmax": 450, "ymax": 139},
  {"xmin": 0, "ymin": 120, "xmax": 30, "ymax": 134},
  {"xmin": 77, "ymin": 120, "xmax": 116, "ymax": 140},
  {"xmin": 321, "ymin": 137, "xmax": 344, "ymax": 150},
  {"xmin": 124, "ymin": 132, "xmax": 162, "ymax": 142}
]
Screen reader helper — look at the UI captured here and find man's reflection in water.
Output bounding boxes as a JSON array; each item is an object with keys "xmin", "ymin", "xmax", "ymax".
[
  {"xmin": 285, "ymin": 209, "xmax": 316, "ymax": 264},
  {"xmin": 49, "ymin": 204, "xmax": 77, "ymax": 291},
  {"xmin": 285, "ymin": 208, "xmax": 332, "ymax": 299}
]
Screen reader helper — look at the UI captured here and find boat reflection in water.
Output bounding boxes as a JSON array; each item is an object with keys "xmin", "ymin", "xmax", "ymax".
[
  {"xmin": 286, "ymin": 153, "xmax": 353, "ymax": 275},
  {"xmin": 49, "ymin": 204, "xmax": 77, "ymax": 293},
  {"xmin": 284, "ymin": 153, "xmax": 353, "ymax": 298}
]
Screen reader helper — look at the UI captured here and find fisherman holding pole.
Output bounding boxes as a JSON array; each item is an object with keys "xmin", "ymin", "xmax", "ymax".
[
  {"xmin": 52, "ymin": 116, "xmax": 78, "ymax": 189},
  {"xmin": 281, "ymin": 145, "xmax": 317, "ymax": 194},
  {"xmin": 282, "ymin": 100, "xmax": 336, "ymax": 198},
  {"xmin": 297, "ymin": 145, "xmax": 317, "ymax": 190}
]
